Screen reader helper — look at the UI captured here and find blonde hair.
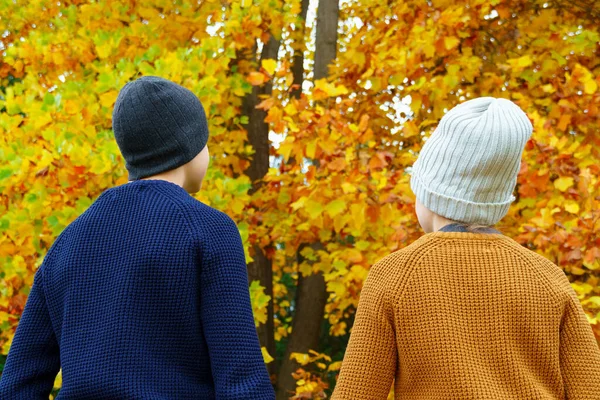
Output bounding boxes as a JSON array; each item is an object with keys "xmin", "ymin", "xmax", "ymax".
[{"xmin": 462, "ymin": 223, "xmax": 496, "ymax": 233}]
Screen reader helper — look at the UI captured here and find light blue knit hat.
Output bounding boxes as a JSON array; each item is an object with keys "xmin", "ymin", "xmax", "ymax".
[{"xmin": 409, "ymin": 97, "xmax": 533, "ymax": 226}]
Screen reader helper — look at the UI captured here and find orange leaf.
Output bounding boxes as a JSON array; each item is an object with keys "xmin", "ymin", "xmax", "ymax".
[
  {"xmin": 584, "ymin": 247, "xmax": 600, "ymax": 264},
  {"xmin": 248, "ymin": 71, "xmax": 267, "ymax": 86},
  {"xmin": 328, "ymin": 157, "xmax": 347, "ymax": 171}
]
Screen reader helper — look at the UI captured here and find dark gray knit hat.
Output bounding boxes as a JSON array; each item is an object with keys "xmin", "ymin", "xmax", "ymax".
[{"xmin": 112, "ymin": 76, "xmax": 209, "ymax": 180}]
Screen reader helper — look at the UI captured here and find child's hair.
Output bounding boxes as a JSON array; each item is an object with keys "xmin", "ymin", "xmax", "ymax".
[
  {"xmin": 452, "ymin": 222, "xmax": 498, "ymax": 233},
  {"xmin": 465, "ymin": 224, "xmax": 495, "ymax": 233}
]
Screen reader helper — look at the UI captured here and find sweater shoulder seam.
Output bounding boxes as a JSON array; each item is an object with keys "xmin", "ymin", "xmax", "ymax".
[
  {"xmin": 397, "ymin": 240, "xmax": 451, "ymax": 301},
  {"xmin": 39, "ymin": 222, "xmax": 72, "ymax": 284},
  {"xmin": 492, "ymin": 240, "xmax": 567, "ymax": 306},
  {"xmin": 145, "ymin": 185, "xmax": 197, "ymax": 240},
  {"xmin": 381, "ymin": 238, "xmax": 450, "ymax": 305}
]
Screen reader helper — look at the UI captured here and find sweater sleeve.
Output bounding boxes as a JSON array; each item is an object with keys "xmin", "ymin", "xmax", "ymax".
[
  {"xmin": 332, "ymin": 264, "xmax": 397, "ymax": 400},
  {"xmin": 198, "ymin": 212, "xmax": 274, "ymax": 400},
  {"xmin": 559, "ymin": 292, "xmax": 600, "ymax": 399},
  {"xmin": 0, "ymin": 260, "xmax": 60, "ymax": 399}
]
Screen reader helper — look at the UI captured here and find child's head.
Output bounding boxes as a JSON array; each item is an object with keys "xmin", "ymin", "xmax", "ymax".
[
  {"xmin": 410, "ymin": 97, "xmax": 533, "ymax": 233},
  {"xmin": 112, "ymin": 76, "xmax": 209, "ymax": 193}
]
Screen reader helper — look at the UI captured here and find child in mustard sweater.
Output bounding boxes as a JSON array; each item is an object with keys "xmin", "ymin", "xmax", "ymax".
[{"xmin": 332, "ymin": 97, "xmax": 600, "ymax": 399}]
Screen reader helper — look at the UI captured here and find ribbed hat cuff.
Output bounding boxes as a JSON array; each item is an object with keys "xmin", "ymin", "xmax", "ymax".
[
  {"xmin": 126, "ymin": 141, "xmax": 207, "ymax": 181},
  {"xmin": 410, "ymin": 172, "xmax": 514, "ymax": 226}
]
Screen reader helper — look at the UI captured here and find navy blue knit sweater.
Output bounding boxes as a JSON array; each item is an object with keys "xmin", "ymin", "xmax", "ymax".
[{"xmin": 0, "ymin": 179, "xmax": 275, "ymax": 399}]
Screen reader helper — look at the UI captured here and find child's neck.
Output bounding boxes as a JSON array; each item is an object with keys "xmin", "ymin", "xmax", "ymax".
[{"xmin": 431, "ymin": 215, "xmax": 458, "ymax": 232}]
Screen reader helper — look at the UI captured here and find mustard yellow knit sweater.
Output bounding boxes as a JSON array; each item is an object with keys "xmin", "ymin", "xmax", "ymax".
[{"xmin": 332, "ymin": 231, "xmax": 600, "ymax": 399}]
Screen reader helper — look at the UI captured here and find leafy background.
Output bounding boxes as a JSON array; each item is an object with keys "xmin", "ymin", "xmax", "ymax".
[{"xmin": 0, "ymin": 0, "xmax": 599, "ymax": 398}]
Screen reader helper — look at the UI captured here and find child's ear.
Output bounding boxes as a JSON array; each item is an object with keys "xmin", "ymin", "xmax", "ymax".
[{"xmin": 415, "ymin": 199, "xmax": 431, "ymax": 233}]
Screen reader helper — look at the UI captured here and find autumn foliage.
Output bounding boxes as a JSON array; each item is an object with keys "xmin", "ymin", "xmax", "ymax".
[{"xmin": 1, "ymin": 0, "xmax": 599, "ymax": 398}]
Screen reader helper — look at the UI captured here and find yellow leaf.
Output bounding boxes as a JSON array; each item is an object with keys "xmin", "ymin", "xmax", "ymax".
[
  {"xmin": 345, "ymin": 248, "xmax": 363, "ymax": 263},
  {"xmin": 284, "ymin": 102, "xmax": 298, "ymax": 116},
  {"xmin": 517, "ymin": 55, "xmax": 533, "ymax": 67},
  {"xmin": 571, "ymin": 282, "xmax": 594, "ymax": 295},
  {"xmin": 423, "ymin": 43, "xmax": 435, "ymax": 58},
  {"xmin": 249, "ymin": 280, "xmax": 270, "ymax": 326},
  {"xmin": 99, "ymin": 90, "xmax": 118, "ymax": 108},
  {"xmin": 584, "ymin": 79, "xmax": 597, "ymax": 95},
  {"xmin": 541, "ymin": 84, "xmax": 556, "ymax": 93},
  {"xmin": 444, "ymin": 36, "xmax": 460, "ymax": 50},
  {"xmin": 261, "ymin": 59, "xmax": 277, "ymax": 76},
  {"xmin": 95, "ymin": 43, "xmax": 112, "ymax": 59},
  {"xmin": 508, "ymin": 55, "xmax": 533, "ymax": 69},
  {"xmin": 304, "ymin": 199, "xmax": 324, "ymax": 219},
  {"xmin": 327, "ymin": 281, "xmax": 346, "ymax": 298},
  {"xmin": 355, "ymin": 240, "xmax": 370, "ymax": 251},
  {"xmin": 37, "ymin": 149, "xmax": 55, "ymax": 170},
  {"xmin": 278, "ymin": 140, "xmax": 295, "ymax": 161},
  {"xmin": 325, "ymin": 199, "xmax": 346, "ymax": 218},
  {"xmin": 52, "ymin": 52, "xmax": 65, "ymax": 66},
  {"xmin": 402, "ymin": 120, "xmax": 419, "ymax": 138},
  {"xmin": 291, "ymin": 196, "xmax": 307, "ymax": 211},
  {"xmin": 230, "ymin": 199, "xmax": 245, "ymax": 214},
  {"xmin": 314, "ymin": 79, "xmax": 349, "ymax": 97},
  {"xmin": 329, "ymin": 321, "xmax": 347, "ymax": 336},
  {"xmin": 350, "ymin": 203, "xmax": 366, "ymax": 232},
  {"xmin": 341, "ymin": 182, "xmax": 357, "ymax": 193},
  {"xmin": 305, "ymin": 139, "xmax": 317, "ymax": 158},
  {"xmin": 33, "ymin": 113, "xmax": 53, "ymax": 129},
  {"xmin": 328, "ymin": 361, "xmax": 343, "ymax": 372},
  {"xmin": 554, "ymin": 177, "xmax": 574, "ymax": 192},
  {"xmin": 583, "ymin": 260, "xmax": 600, "ymax": 271},
  {"xmin": 53, "ymin": 368, "xmax": 63, "ymax": 390},
  {"xmin": 564, "ymin": 201, "xmax": 580, "ymax": 214},
  {"xmin": 290, "ymin": 352, "xmax": 310, "ymax": 366},
  {"xmin": 261, "ymin": 347, "xmax": 274, "ymax": 364}
]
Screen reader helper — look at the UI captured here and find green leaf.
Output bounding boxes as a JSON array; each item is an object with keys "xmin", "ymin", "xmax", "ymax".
[
  {"xmin": 0, "ymin": 169, "xmax": 12, "ymax": 180},
  {"xmin": 43, "ymin": 93, "xmax": 54, "ymax": 106},
  {"xmin": 47, "ymin": 216, "xmax": 59, "ymax": 227}
]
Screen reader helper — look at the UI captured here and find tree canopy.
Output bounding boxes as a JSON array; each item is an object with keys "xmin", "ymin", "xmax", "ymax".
[{"xmin": 0, "ymin": 0, "xmax": 599, "ymax": 397}]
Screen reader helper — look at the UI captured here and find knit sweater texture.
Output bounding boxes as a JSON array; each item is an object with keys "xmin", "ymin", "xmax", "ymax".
[
  {"xmin": 0, "ymin": 179, "xmax": 275, "ymax": 399},
  {"xmin": 332, "ymin": 231, "xmax": 600, "ymax": 399}
]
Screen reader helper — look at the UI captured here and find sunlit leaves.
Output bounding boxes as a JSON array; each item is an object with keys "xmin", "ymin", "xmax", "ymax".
[
  {"xmin": 1, "ymin": 0, "xmax": 599, "ymax": 397},
  {"xmin": 554, "ymin": 177, "xmax": 574, "ymax": 192},
  {"xmin": 0, "ymin": 1, "xmax": 283, "ymax": 380},
  {"xmin": 250, "ymin": 280, "xmax": 272, "ymax": 327}
]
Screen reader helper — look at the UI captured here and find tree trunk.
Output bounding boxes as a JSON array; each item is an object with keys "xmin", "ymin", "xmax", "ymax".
[
  {"xmin": 241, "ymin": 33, "xmax": 280, "ymax": 375},
  {"xmin": 276, "ymin": 244, "xmax": 328, "ymax": 400},
  {"xmin": 313, "ymin": 0, "xmax": 339, "ymax": 81},
  {"xmin": 247, "ymin": 243, "xmax": 275, "ymax": 372},
  {"xmin": 290, "ymin": 0, "xmax": 310, "ymax": 99},
  {"xmin": 276, "ymin": 1, "xmax": 339, "ymax": 399},
  {"xmin": 243, "ymin": 34, "xmax": 280, "ymax": 185}
]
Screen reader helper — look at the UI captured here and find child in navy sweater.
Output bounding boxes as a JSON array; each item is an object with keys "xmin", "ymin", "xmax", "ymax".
[{"xmin": 0, "ymin": 76, "xmax": 275, "ymax": 399}]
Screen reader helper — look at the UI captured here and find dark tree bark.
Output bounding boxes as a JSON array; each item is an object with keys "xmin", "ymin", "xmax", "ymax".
[
  {"xmin": 241, "ymin": 33, "xmax": 280, "ymax": 375},
  {"xmin": 290, "ymin": 0, "xmax": 310, "ymax": 99},
  {"xmin": 276, "ymin": 1, "xmax": 339, "ymax": 399},
  {"xmin": 243, "ymin": 35, "xmax": 280, "ymax": 186},
  {"xmin": 313, "ymin": 0, "xmax": 340, "ymax": 81},
  {"xmin": 247, "ymin": 243, "xmax": 275, "ymax": 373},
  {"xmin": 276, "ymin": 244, "xmax": 328, "ymax": 400}
]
